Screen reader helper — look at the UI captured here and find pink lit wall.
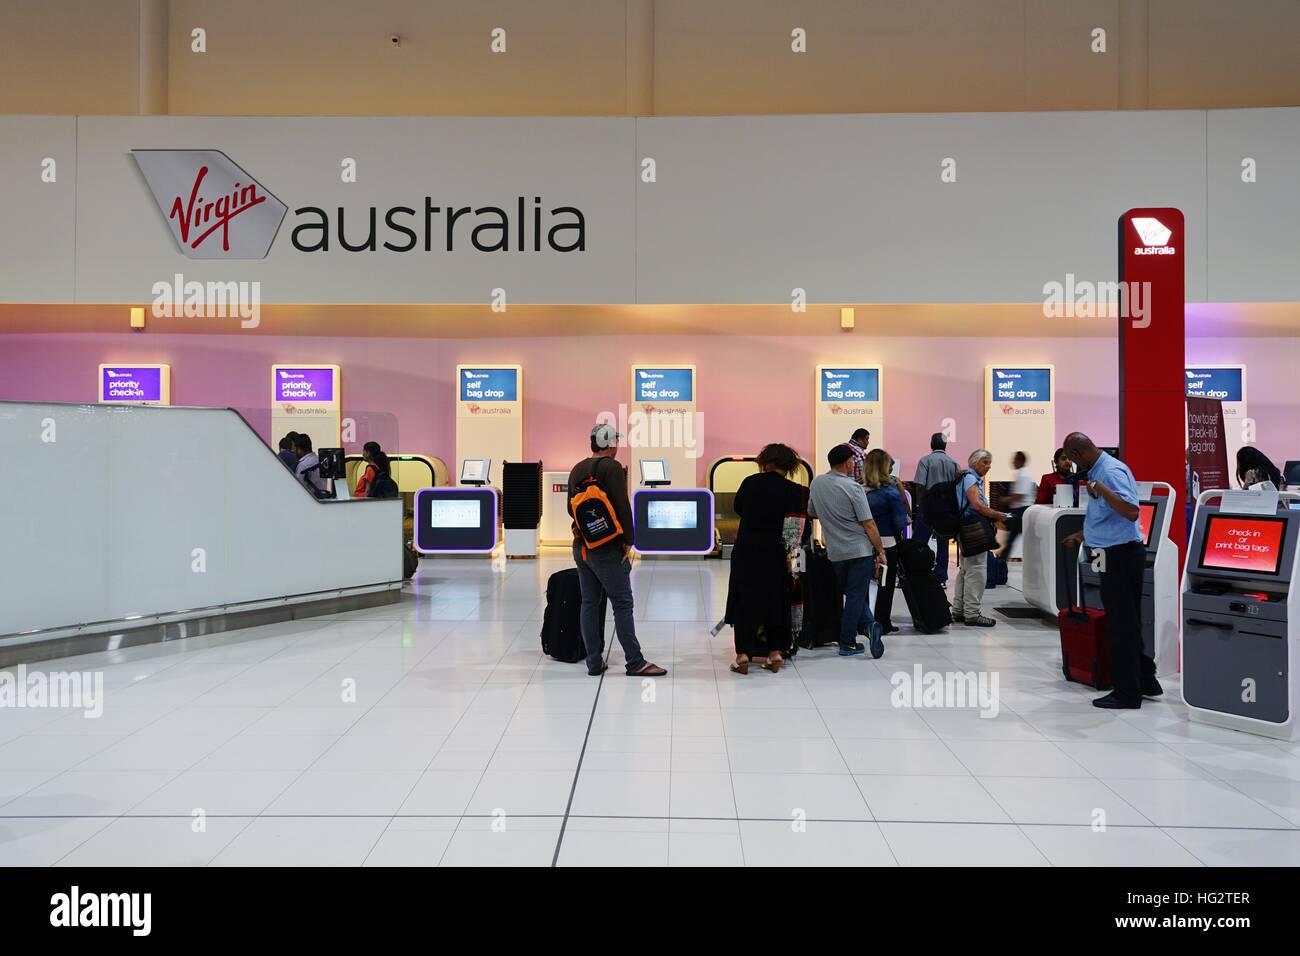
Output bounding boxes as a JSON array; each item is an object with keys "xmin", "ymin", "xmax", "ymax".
[{"xmin": 2, "ymin": 332, "xmax": 1297, "ymax": 485}]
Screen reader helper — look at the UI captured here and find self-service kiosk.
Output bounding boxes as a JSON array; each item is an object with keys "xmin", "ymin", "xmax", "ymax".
[
  {"xmin": 1182, "ymin": 489, "xmax": 1300, "ymax": 740},
  {"xmin": 414, "ymin": 486, "xmax": 500, "ymax": 555},
  {"xmin": 632, "ymin": 488, "xmax": 715, "ymax": 556},
  {"xmin": 1079, "ymin": 483, "xmax": 1180, "ymax": 675},
  {"xmin": 1022, "ymin": 502, "xmax": 1086, "ymax": 616}
]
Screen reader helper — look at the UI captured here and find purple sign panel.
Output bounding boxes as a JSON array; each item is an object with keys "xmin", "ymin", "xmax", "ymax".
[
  {"xmin": 275, "ymin": 368, "xmax": 334, "ymax": 402},
  {"xmin": 101, "ymin": 367, "xmax": 162, "ymax": 402}
]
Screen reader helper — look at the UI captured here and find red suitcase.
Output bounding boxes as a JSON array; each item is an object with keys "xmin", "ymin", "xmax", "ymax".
[{"xmin": 1058, "ymin": 554, "xmax": 1111, "ymax": 689}]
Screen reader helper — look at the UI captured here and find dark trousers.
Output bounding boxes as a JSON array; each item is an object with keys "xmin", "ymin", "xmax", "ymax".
[
  {"xmin": 912, "ymin": 514, "xmax": 949, "ymax": 582},
  {"xmin": 832, "ymin": 556, "xmax": 877, "ymax": 647},
  {"xmin": 1002, "ymin": 506, "xmax": 1029, "ymax": 556},
  {"xmin": 1097, "ymin": 541, "xmax": 1156, "ymax": 702},
  {"xmin": 573, "ymin": 544, "xmax": 646, "ymax": 673},
  {"xmin": 874, "ymin": 544, "xmax": 899, "ymax": 630}
]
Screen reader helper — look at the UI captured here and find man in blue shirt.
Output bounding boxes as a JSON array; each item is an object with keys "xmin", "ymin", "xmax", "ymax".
[{"xmin": 1062, "ymin": 433, "xmax": 1161, "ymax": 709}]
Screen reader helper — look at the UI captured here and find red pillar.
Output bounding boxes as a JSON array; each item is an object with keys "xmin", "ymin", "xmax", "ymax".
[{"xmin": 1118, "ymin": 207, "xmax": 1186, "ymax": 568}]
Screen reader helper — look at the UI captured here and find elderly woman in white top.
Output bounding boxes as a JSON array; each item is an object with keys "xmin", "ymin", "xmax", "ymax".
[{"xmin": 954, "ymin": 449, "xmax": 1012, "ymax": 628}]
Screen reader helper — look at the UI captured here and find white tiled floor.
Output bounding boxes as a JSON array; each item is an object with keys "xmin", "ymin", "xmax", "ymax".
[{"xmin": 3, "ymin": 553, "xmax": 1299, "ymax": 866}]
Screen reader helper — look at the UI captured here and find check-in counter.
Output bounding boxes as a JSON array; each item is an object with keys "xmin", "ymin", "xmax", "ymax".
[{"xmin": 1022, "ymin": 503, "xmax": 1086, "ymax": 615}]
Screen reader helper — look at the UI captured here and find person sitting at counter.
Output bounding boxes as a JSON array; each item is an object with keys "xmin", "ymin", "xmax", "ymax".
[
  {"xmin": 355, "ymin": 441, "xmax": 395, "ymax": 498},
  {"xmin": 1060, "ymin": 432, "xmax": 1161, "ymax": 710},
  {"xmin": 293, "ymin": 433, "xmax": 328, "ymax": 497},
  {"xmin": 277, "ymin": 433, "xmax": 300, "ymax": 471},
  {"xmin": 1034, "ymin": 447, "xmax": 1077, "ymax": 505},
  {"xmin": 1236, "ymin": 446, "xmax": 1285, "ymax": 490}
]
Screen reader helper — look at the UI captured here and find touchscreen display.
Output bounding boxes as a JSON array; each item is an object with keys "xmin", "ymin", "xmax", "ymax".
[
  {"xmin": 1138, "ymin": 502, "xmax": 1156, "ymax": 546},
  {"xmin": 430, "ymin": 499, "xmax": 482, "ymax": 529},
  {"xmin": 647, "ymin": 500, "xmax": 697, "ymax": 530},
  {"xmin": 1199, "ymin": 515, "xmax": 1286, "ymax": 575}
]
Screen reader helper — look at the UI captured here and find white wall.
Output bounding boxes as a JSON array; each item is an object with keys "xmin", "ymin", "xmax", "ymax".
[
  {"xmin": 1, "ymin": 108, "xmax": 1298, "ymax": 304},
  {"xmin": 0, "ymin": 401, "xmax": 402, "ymax": 636}
]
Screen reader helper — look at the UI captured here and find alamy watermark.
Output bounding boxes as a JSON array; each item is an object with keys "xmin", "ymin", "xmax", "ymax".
[
  {"xmin": 1042, "ymin": 275, "xmax": 1152, "ymax": 328},
  {"xmin": 0, "ymin": 665, "xmax": 104, "ymax": 719},
  {"xmin": 595, "ymin": 404, "xmax": 704, "ymax": 459},
  {"xmin": 890, "ymin": 664, "xmax": 1000, "ymax": 719}
]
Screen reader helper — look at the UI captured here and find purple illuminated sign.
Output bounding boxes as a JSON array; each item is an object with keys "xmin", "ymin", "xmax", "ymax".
[
  {"xmin": 275, "ymin": 368, "xmax": 334, "ymax": 402},
  {"xmin": 101, "ymin": 366, "xmax": 162, "ymax": 402}
]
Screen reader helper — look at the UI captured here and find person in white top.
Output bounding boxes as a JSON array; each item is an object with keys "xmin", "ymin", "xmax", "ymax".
[{"xmin": 995, "ymin": 451, "xmax": 1034, "ymax": 561}]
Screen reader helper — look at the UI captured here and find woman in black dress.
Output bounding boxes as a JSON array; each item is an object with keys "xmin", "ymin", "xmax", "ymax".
[{"xmin": 724, "ymin": 444, "xmax": 808, "ymax": 674}]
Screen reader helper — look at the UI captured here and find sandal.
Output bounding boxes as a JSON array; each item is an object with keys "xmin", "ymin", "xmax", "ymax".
[
  {"xmin": 628, "ymin": 662, "xmax": 668, "ymax": 677},
  {"xmin": 729, "ymin": 658, "xmax": 749, "ymax": 675},
  {"xmin": 587, "ymin": 662, "xmax": 608, "ymax": 676},
  {"xmin": 762, "ymin": 655, "xmax": 783, "ymax": 673}
]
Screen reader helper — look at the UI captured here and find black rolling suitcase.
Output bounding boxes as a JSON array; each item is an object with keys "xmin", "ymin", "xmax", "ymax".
[
  {"xmin": 898, "ymin": 561, "xmax": 952, "ymax": 633},
  {"xmin": 797, "ymin": 544, "xmax": 843, "ymax": 648},
  {"xmin": 541, "ymin": 568, "xmax": 606, "ymax": 663}
]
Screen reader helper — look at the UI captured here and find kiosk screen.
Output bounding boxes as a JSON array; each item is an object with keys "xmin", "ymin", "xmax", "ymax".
[
  {"xmin": 1198, "ymin": 515, "xmax": 1287, "ymax": 576},
  {"xmin": 1138, "ymin": 502, "xmax": 1156, "ymax": 546},
  {"xmin": 648, "ymin": 500, "xmax": 697, "ymax": 530},
  {"xmin": 430, "ymin": 499, "xmax": 482, "ymax": 529}
]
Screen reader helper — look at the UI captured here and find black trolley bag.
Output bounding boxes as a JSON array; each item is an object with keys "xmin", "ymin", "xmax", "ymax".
[
  {"xmin": 897, "ymin": 546, "xmax": 952, "ymax": 633},
  {"xmin": 541, "ymin": 568, "xmax": 606, "ymax": 663},
  {"xmin": 796, "ymin": 543, "xmax": 843, "ymax": 648}
]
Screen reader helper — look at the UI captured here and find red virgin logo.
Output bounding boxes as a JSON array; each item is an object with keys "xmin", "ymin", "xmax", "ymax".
[
  {"xmin": 170, "ymin": 166, "xmax": 268, "ymax": 253},
  {"xmin": 133, "ymin": 149, "xmax": 287, "ymax": 260}
]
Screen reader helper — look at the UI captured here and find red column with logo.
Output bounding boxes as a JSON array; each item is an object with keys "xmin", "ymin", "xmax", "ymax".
[{"xmin": 1118, "ymin": 207, "xmax": 1186, "ymax": 568}]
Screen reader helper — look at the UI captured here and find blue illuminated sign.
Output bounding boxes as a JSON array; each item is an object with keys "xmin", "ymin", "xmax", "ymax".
[
  {"xmin": 460, "ymin": 368, "xmax": 517, "ymax": 402},
  {"xmin": 820, "ymin": 368, "xmax": 879, "ymax": 402},
  {"xmin": 635, "ymin": 368, "xmax": 693, "ymax": 402},
  {"xmin": 992, "ymin": 368, "xmax": 1051, "ymax": 402},
  {"xmin": 1185, "ymin": 367, "xmax": 1243, "ymax": 403}
]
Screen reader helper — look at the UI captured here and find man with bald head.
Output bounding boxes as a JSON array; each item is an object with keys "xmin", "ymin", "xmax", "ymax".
[{"xmin": 1061, "ymin": 433, "xmax": 1161, "ymax": 709}]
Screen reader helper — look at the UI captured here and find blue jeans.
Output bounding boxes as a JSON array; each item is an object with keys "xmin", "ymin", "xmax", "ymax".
[
  {"xmin": 832, "ymin": 556, "xmax": 877, "ymax": 647},
  {"xmin": 573, "ymin": 544, "xmax": 645, "ymax": 673}
]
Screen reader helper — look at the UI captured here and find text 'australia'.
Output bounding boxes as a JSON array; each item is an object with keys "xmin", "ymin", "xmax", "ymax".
[{"xmin": 291, "ymin": 196, "xmax": 585, "ymax": 254}]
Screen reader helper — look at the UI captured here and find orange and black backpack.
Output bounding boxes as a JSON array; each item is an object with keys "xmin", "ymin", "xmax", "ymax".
[{"xmin": 570, "ymin": 461, "xmax": 624, "ymax": 550}]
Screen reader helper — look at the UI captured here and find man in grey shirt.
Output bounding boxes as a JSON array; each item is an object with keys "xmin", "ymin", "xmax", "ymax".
[
  {"xmin": 808, "ymin": 444, "xmax": 887, "ymax": 658},
  {"xmin": 913, "ymin": 432, "xmax": 959, "ymax": 586}
]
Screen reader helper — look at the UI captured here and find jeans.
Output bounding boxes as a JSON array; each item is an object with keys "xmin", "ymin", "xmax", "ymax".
[
  {"xmin": 573, "ymin": 543, "xmax": 645, "ymax": 673},
  {"xmin": 832, "ymin": 556, "xmax": 877, "ymax": 647},
  {"xmin": 953, "ymin": 551, "xmax": 987, "ymax": 621},
  {"xmin": 1098, "ymin": 541, "xmax": 1156, "ymax": 702}
]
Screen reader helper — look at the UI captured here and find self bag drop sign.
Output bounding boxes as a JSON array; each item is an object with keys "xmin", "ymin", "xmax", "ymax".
[
  {"xmin": 635, "ymin": 368, "xmax": 693, "ymax": 402},
  {"xmin": 460, "ymin": 368, "xmax": 518, "ymax": 402},
  {"xmin": 820, "ymin": 369, "xmax": 880, "ymax": 402},
  {"xmin": 1185, "ymin": 367, "xmax": 1243, "ymax": 403},
  {"xmin": 992, "ymin": 368, "xmax": 1051, "ymax": 402}
]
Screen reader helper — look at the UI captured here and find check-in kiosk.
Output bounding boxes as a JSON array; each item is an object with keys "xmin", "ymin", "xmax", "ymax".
[
  {"xmin": 414, "ymin": 486, "xmax": 500, "ymax": 555},
  {"xmin": 1022, "ymin": 502, "xmax": 1086, "ymax": 616},
  {"xmin": 1079, "ymin": 482, "xmax": 1180, "ymax": 675},
  {"xmin": 633, "ymin": 488, "xmax": 715, "ymax": 556},
  {"xmin": 1182, "ymin": 489, "xmax": 1300, "ymax": 740}
]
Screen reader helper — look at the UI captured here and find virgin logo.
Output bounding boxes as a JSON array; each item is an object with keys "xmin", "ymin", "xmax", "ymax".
[
  {"xmin": 170, "ymin": 165, "xmax": 267, "ymax": 253},
  {"xmin": 133, "ymin": 149, "xmax": 287, "ymax": 260}
]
